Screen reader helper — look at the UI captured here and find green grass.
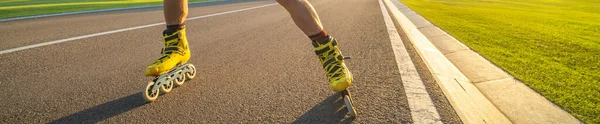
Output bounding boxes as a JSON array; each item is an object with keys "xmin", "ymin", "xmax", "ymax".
[
  {"xmin": 399, "ymin": 0, "xmax": 600, "ymax": 123},
  {"xmin": 0, "ymin": 0, "xmax": 208, "ymax": 19}
]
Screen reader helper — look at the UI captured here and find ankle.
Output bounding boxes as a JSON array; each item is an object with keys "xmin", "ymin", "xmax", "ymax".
[
  {"xmin": 164, "ymin": 24, "xmax": 185, "ymax": 35},
  {"xmin": 309, "ymin": 30, "xmax": 328, "ymax": 42}
]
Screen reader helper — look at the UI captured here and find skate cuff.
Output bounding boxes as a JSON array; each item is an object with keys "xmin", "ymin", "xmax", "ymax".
[{"xmin": 309, "ymin": 30, "xmax": 328, "ymax": 41}]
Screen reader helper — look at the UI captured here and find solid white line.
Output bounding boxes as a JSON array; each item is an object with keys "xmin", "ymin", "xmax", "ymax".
[
  {"xmin": 378, "ymin": 0, "xmax": 442, "ymax": 123},
  {"xmin": 0, "ymin": 0, "xmax": 223, "ymax": 22},
  {"xmin": 0, "ymin": 3, "xmax": 277, "ymax": 55}
]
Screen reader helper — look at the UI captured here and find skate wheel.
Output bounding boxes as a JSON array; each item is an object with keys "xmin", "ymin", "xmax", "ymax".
[
  {"xmin": 174, "ymin": 74, "xmax": 185, "ymax": 86},
  {"xmin": 342, "ymin": 90, "xmax": 357, "ymax": 118},
  {"xmin": 143, "ymin": 81, "xmax": 159, "ymax": 102},
  {"xmin": 160, "ymin": 80, "xmax": 174, "ymax": 93},
  {"xmin": 185, "ymin": 64, "xmax": 197, "ymax": 80},
  {"xmin": 344, "ymin": 95, "xmax": 358, "ymax": 118}
]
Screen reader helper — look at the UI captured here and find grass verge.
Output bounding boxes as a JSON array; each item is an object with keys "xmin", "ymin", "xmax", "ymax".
[
  {"xmin": 0, "ymin": 0, "xmax": 208, "ymax": 19},
  {"xmin": 399, "ymin": 0, "xmax": 599, "ymax": 123}
]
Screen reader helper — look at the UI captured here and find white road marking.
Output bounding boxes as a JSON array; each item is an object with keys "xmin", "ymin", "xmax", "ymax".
[
  {"xmin": 378, "ymin": 0, "xmax": 442, "ymax": 123},
  {"xmin": 0, "ymin": 0, "xmax": 223, "ymax": 22},
  {"xmin": 0, "ymin": 3, "xmax": 277, "ymax": 55}
]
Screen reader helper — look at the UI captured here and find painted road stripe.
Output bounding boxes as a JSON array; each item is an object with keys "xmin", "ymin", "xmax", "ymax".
[
  {"xmin": 0, "ymin": 3, "xmax": 277, "ymax": 55},
  {"xmin": 0, "ymin": 0, "xmax": 223, "ymax": 22},
  {"xmin": 378, "ymin": 0, "xmax": 442, "ymax": 123}
]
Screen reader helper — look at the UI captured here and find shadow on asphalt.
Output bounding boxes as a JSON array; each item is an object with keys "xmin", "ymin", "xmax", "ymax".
[
  {"xmin": 49, "ymin": 93, "xmax": 146, "ymax": 124},
  {"xmin": 292, "ymin": 93, "xmax": 355, "ymax": 124}
]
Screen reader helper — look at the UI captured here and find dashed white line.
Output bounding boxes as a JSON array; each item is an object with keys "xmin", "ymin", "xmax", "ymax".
[
  {"xmin": 378, "ymin": 0, "xmax": 442, "ymax": 123},
  {"xmin": 0, "ymin": 3, "xmax": 277, "ymax": 55}
]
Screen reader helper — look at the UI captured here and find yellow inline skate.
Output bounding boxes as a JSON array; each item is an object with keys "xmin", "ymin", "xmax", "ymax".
[
  {"xmin": 313, "ymin": 36, "xmax": 356, "ymax": 117},
  {"xmin": 142, "ymin": 27, "xmax": 196, "ymax": 102}
]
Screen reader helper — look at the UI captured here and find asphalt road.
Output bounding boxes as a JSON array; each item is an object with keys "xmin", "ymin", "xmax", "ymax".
[{"xmin": 0, "ymin": 0, "xmax": 461, "ymax": 123}]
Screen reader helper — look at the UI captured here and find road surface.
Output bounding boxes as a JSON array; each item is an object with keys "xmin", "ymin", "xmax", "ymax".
[{"xmin": 0, "ymin": 0, "xmax": 461, "ymax": 123}]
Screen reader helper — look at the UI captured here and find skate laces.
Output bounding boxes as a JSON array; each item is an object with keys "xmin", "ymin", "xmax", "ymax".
[
  {"xmin": 313, "ymin": 37, "xmax": 346, "ymax": 82},
  {"xmin": 154, "ymin": 32, "xmax": 183, "ymax": 63}
]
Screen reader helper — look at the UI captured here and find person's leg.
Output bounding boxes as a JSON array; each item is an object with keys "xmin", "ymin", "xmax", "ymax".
[
  {"xmin": 276, "ymin": 0, "xmax": 322, "ymax": 36},
  {"xmin": 145, "ymin": 0, "xmax": 192, "ymax": 76},
  {"xmin": 277, "ymin": 0, "xmax": 352, "ymax": 92},
  {"xmin": 164, "ymin": 0, "xmax": 188, "ymax": 26}
]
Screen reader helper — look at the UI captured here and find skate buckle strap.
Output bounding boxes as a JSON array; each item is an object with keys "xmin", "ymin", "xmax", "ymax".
[
  {"xmin": 160, "ymin": 47, "xmax": 183, "ymax": 54},
  {"xmin": 163, "ymin": 32, "xmax": 180, "ymax": 42}
]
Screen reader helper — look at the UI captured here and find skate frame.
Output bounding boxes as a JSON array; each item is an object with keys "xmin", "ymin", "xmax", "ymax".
[{"xmin": 151, "ymin": 63, "xmax": 193, "ymax": 92}]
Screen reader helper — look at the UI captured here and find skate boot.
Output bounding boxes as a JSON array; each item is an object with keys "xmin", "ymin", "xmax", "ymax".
[
  {"xmin": 142, "ymin": 27, "xmax": 197, "ymax": 102},
  {"xmin": 144, "ymin": 27, "xmax": 191, "ymax": 76},
  {"xmin": 313, "ymin": 35, "xmax": 358, "ymax": 117},
  {"xmin": 313, "ymin": 36, "xmax": 353, "ymax": 92}
]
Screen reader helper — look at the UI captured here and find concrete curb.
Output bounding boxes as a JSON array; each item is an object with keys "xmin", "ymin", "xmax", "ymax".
[
  {"xmin": 381, "ymin": 0, "xmax": 509, "ymax": 123},
  {"xmin": 382, "ymin": 0, "xmax": 581, "ymax": 123}
]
